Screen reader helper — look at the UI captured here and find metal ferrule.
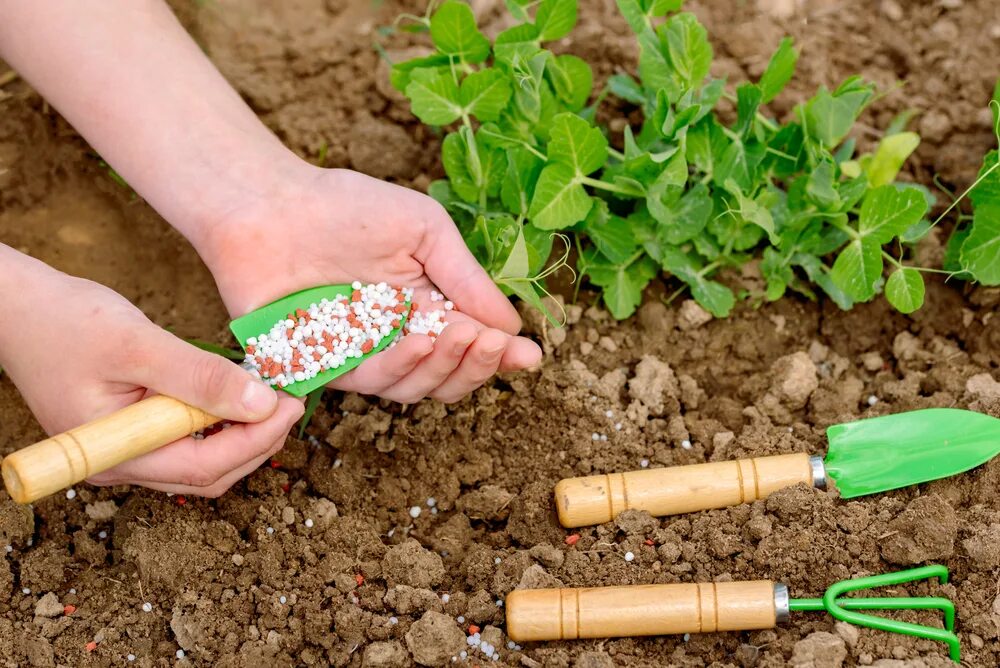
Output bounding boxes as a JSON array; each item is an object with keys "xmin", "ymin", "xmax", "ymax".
[
  {"xmin": 809, "ymin": 456, "xmax": 827, "ymax": 491},
  {"xmin": 773, "ymin": 583, "xmax": 790, "ymax": 624}
]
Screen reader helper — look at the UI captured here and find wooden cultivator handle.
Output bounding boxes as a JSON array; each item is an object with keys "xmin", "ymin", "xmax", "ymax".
[
  {"xmin": 2, "ymin": 396, "xmax": 219, "ymax": 504},
  {"xmin": 506, "ymin": 581, "xmax": 780, "ymax": 642},
  {"xmin": 555, "ymin": 452, "xmax": 822, "ymax": 527}
]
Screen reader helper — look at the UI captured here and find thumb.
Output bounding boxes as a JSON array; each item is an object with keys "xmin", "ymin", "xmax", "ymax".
[{"xmin": 128, "ymin": 328, "xmax": 278, "ymax": 423}]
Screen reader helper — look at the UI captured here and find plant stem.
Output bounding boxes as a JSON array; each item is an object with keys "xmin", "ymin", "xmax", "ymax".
[
  {"xmin": 581, "ymin": 175, "xmax": 643, "ymax": 198},
  {"xmin": 928, "ymin": 159, "xmax": 1000, "ymax": 229}
]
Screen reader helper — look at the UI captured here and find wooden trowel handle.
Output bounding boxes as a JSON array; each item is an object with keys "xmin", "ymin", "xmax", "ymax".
[
  {"xmin": 2, "ymin": 396, "xmax": 219, "ymax": 504},
  {"xmin": 555, "ymin": 452, "xmax": 821, "ymax": 527},
  {"xmin": 506, "ymin": 581, "xmax": 780, "ymax": 642}
]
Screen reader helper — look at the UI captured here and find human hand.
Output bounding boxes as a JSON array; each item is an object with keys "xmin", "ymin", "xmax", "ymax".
[
  {"xmin": 0, "ymin": 249, "xmax": 303, "ymax": 496},
  {"xmin": 195, "ymin": 166, "xmax": 543, "ymax": 404}
]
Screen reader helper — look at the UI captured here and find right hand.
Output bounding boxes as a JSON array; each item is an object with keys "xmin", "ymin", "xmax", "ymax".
[{"xmin": 0, "ymin": 250, "xmax": 303, "ymax": 497}]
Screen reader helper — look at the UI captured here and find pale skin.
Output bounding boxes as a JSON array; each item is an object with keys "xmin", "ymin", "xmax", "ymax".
[{"xmin": 0, "ymin": 0, "xmax": 542, "ymax": 496}]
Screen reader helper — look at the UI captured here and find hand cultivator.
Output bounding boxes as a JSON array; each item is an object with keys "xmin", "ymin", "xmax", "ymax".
[
  {"xmin": 506, "ymin": 565, "xmax": 960, "ymax": 662},
  {"xmin": 555, "ymin": 408, "xmax": 1000, "ymax": 527},
  {"xmin": 0, "ymin": 283, "xmax": 455, "ymax": 504}
]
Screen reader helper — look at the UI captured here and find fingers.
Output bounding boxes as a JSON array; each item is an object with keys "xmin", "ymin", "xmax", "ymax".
[
  {"xmin": 88, "ymin": 396, "xmax": 303, "ymax": 490},
  {"xmin": 379, "ymin": 321, "xmax": 478, "ymax": 403},
  {"xmin": 125, "ymin": 327, "xmax": 279, "ymax": 424},
  {"xmin": 417, "ymin": 206, "xmax": 523, "ymax": 335},
  {"xmin": 428, "ymin": 328, "xmax": 508, "ymax": 403},
  {"xmin": 499, "ymin": 336, "xmax": 543, "ymax": 373},
  {"xmin": 326, "ymin": 333, "xmax": 434, "ymax": 394}
]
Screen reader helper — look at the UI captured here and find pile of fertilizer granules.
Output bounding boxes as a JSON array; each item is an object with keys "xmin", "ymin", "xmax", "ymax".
[{"xmin": 242, "ymin": 282, "xmax": 453, "ymax": 388}]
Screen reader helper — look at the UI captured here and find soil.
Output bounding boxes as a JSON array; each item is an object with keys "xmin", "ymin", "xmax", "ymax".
[{"xmin": 2, "ymin": 0, "xmax": 1000, "ymax": 666}]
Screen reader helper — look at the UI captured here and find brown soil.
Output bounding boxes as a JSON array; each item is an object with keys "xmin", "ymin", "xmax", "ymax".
[{"xmin": 2, "ymin": 0, "xmax": 1000, "ymax": 666}]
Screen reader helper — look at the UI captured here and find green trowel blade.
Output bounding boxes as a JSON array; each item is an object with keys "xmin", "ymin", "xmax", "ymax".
[
  {"xmin": 825, "ymin": 408, "xmax": 1000, "ymax": 498},
  {"xmin": 229, "ymin": 284, "xmax": 410, "ymax": 398}
]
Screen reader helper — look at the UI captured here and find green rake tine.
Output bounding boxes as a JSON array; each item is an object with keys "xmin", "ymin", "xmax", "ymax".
[
  {"xmin": 789, "ymin": 596, "xmax": 955, "ymax": 632},
  {"xmin": 819, "ymin": 565, "xmax": 960, "ymax": 663}
]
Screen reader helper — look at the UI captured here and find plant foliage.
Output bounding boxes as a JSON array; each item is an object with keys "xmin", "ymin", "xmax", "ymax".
[{"xmin": 391, "ymin": 0, "xmax": 941, "ymax": 319}]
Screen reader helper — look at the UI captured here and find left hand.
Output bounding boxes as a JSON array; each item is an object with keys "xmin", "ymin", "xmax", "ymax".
[{"xmin": 194, "ymin": 166, "xmax": 542, "ymax": 404}]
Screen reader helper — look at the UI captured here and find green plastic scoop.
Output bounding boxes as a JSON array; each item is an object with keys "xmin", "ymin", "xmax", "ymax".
[
  {"xmin": 229, "ymin": 284, "xmax": 411, "ymax": 397},
  {"xmin": 825, "ymin": 407, "xmax": 1000, "ymax": 498}
]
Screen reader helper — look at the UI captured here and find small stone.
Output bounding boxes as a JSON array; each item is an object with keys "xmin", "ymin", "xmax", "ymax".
[
  {"xmin": 84, "ymin": 500, "xmax": 118, "ymax": 521},
  {"xmin": 967, "ymin": 373, "xmax": 1000, "ymax": 400},
  {"xmin": 33, "ymin": 592, "xmax": 63, "ymax": 619},
  {"xmin": 860, "ymin": 352, "xmax": 883, "ymax": 372},
  {"xmin": 772, "ymin": 352, "xmax": 819, "ymax": 409},
  {"xmin": 790, "ymin": 631, "xmax": 846, "ymax": 667},
  {"xmin": 880, "ymin": 0, "xmax": 903, "ymax": 21},
  {"xmin": 405, "ymin": 611, "xmax": 466, "ymax": 666},
  {"xmin": 834, "ymin": 621, "xmax": 859, "ymax": 648},
  {"xmin": 232, "ymin": 554, "xmax": 244, "ymax": 566},
  {"xmin": 282, "ymin": 506, "xmax": 295, "ymax": 525},
  {"xmin": 579, "ymin": 341, "xmax": 594, "ymax": 356},
  {"xmin": 677, "ymin": 300, "xmax": 712, "ymax": 330}
]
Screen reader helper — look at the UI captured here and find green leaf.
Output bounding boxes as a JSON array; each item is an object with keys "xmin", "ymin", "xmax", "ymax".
[
  {"xmin": 460, "ymin": 69, "xmax": 512, "ymax": 121},
  {"xmin": 405, "ymin": 68, "xmax": 462, "ymax": 125},
  {"xmin": 885, "ymin": 267, "xmax": 925, "ymax": 314},
  {"xmin": 430, "ymin": 2, "xmax": 491, "ymax": 63},
  {"xmin": 795, "ymin": 253, "xmax": 854, "ymax": 310},
  {"xmin": 441, "ymin": 131, "xmax": 478, "ymax": 202},
  {"xmin": 616, "ymin": 0, "xmax": 653, "ymax": 35},
  {"xmin": 758, "ymin": 37, "xmax": 797, "ymax": 104},
  {"xmin": 497, "ymin": 222, "xmax": 531, "ymax": 279},
  {"xmin": 761, "ymin": 247, "xmax": 793, "ymax": 301},
  {"xmin": 646, "ymin": 152, "xmax": 688, "ymax": 224},
  {"xmin": 961, "ymin": 151, "xmax": 1000, "ymax": 284},
  {"xmin": 735, "ymin": 83, "xmax": 762, "ymax": 137},
  {"xmin": 547, "ymin": 54, "xmax": 593, "ymax": 111},
  {"xmin": 866, "ymin": 132, "xmax": 920, "ymax": 187},
  {"xmin": 801, "ymin": 77, "xmax": 874, "ymax": 148},
  {"xmin": 583, "ymin": 253, "xmax": 659, "ymax": 319},
  {"xmin": 649, "ymin": 0, "xmax": 684, "ymax": 13},
  {"xmin": 659, "ymin": 247, "xmax": 733, "ymax": 316},
  {"xmin": 735, "ymin": 190, "xmax": 777, "ymax": 244},
  {"xmin": 858, "ymin": 184, "xmax": 928, "ymax": 244},
  {"xmin": 584, "ymin": 202, "xmax": 640, "ymax": 263},
  {"xmin": 655, "ymin": 182, "xmax": 713, "ymax": 244},
  {"xmin": 805, "ymin": 158, "xmax": 840, "ymax": 211},
  {"xmin": 528, "ymin": 163, "xmax": 592, "ymax": 229},
  {"xmin": 686, "ymin": 116, "xmax": 727, "ymax": 174},
  {"xmin": 830, "ymin": 238, "xmax": 882, "ymax": 302},
  {"xmin": 504, "ymin": 0, "xmax": 533, "ymax": 22},
  {"xmin": 493, "ymin": 23, "xmax": 542, "ymax": 64},
  {"xmin": 660, "ymin": 13, "xmax": 712, "ymax": 89},
  {"xmin": 547, "ymin": 112, "xmax": 608, "ymax": 174},
  {"xmin": 535, "ymin": 0, "xmax": 578, "ymax": 40},
  {"xmin": 961, "ymin": 205, "xmax": 1000, "ymax": 284},
  {"xmin": 607, "ymin": 74, "xmax": 647, "ymax": 105},
  {"xmin": 501, "ymin": 148, "xmax": 544, "ymax": 216},
  {"xmin": 390, "ymin": 54, "xmax": 452, "ymax": 92}
]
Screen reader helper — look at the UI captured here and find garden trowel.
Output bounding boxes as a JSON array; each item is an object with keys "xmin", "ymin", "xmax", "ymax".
[{"xmin": 555, "ymin": 408, "xmax": 1000, "ymax": 528}]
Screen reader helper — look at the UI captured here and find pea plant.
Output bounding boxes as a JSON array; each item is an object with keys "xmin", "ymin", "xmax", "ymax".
[
  {"xmin": 944, "ymin": 87, "xmax": 1000, "ymax": 286},
  {"xmin": 389, "ymin": 0, "xmax": 944, "ymax": 320}
]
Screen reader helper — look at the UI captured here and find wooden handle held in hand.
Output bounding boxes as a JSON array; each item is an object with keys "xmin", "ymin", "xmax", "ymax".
[
  {"xmin": 1, "ymin": 396, "xmax": 219, "ymax": 504},
  {"xmin": 555, "ymin": 452, "xmax": 817, "ymax": 527},
  {"xmin": 506, "ymin": 581, "xmax": 779, "ymax": 642}
]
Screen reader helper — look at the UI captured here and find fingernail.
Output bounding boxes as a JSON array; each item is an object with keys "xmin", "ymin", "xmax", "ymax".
[
  {"xmin": 242, "ymin": 380, "xmax": 277, "ymax": 418},
  {"xmin": 452, "ymin": 339, "xmax": 474, "ymax": 356}
]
